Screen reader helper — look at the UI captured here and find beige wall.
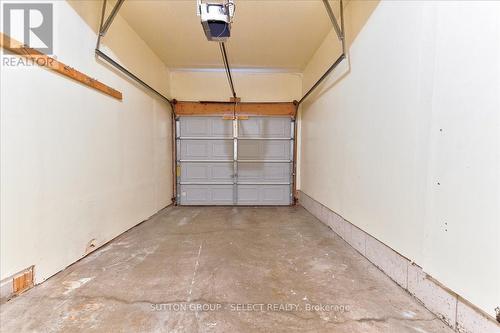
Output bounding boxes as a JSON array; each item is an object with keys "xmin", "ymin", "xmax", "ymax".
[
  {"xmin": 299, "ymin": 0, "xmax": 499, "ymax": 318},
  {"xmin": 0, "ymin": 0, "xmax": 173, "ymax": 283},
  {"xmin": 170, "ymin": 70, "xmax": 302, "ymax": 102},
  {"xmin": 2, "ymin": 0, "xmax": 498, "ymax": 320}
]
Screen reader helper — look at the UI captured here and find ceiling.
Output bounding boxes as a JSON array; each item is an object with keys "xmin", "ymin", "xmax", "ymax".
[{"xmin": 120, "ymin": 0, "xmax": 333, "ymax": 71}]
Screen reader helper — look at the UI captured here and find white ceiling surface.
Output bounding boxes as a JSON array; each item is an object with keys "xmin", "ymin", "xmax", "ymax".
[{"xmin": 120, "ymin": 0, "xmax": 332, "ymax": 71}]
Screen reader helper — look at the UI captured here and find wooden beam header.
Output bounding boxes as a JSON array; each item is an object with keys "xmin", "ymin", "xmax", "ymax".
[{"xmin": 174, "ymin": 101, "xmax": 297, "ymax": 117}]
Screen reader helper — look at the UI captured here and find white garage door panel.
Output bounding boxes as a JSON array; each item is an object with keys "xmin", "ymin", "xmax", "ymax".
[
  {"xmin": 237, "ymin": 185, "xmax": 291, "ymax": 205},
  {"xmin": 238, "ymin": 140, "xmax": 291, "ymax": 161},
  {"xmin": 239, "ymin": 117, "xmax": 291, "ymax": 138},
  {"xmin": 176, "ymin": 116, "xmax": 294, "ymax": 206},
  {"xmin": 179, "ymin": 185, "xmax": 234, "ymax": 205},
  {"xmin": 180, "ymin": 140, "xmax": 233, "ymax": 160},
  {"xmin": 181, "ymin": 162, "xmax": 233, "ymax": 183},
  {"xmin": 238, "ymin": 163, "xmax": 290, "ymax": 183},
  {"xmin": 180, "ymin": 117, "xmax": 232, "ymax": 137}
]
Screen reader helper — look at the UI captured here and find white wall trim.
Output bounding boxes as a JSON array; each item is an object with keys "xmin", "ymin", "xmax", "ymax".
[
  {"xmin": 298, "ymin": 190, "xmax": 500, "ymax": 333},
  {"xmin": 169, "ymin": 67, "xmax": 303, "ymax": 75}
]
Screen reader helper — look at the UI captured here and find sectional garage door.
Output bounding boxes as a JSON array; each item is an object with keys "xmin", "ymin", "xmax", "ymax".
[{"xmin": 176, "ymin": 116, "xmax": 294, "ymax": 205}]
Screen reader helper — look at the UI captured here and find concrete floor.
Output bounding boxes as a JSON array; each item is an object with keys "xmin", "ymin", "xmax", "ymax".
[{"xmin": 0, "ymin": 206, "xmax": 454, "ymax": 333}]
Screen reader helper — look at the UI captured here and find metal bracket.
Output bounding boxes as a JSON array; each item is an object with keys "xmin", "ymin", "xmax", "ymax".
[
  {"xmin": 95, "ymin": 0, "xmax": 172, "ymax": 104},
  {"xmin": 323, "ymin": 0, "xmax": 344, "ymax": 43},
  {"xmin": 96, "ymin": 0, "xmax": 125, "ymax": 50},
  {"xmin": 298, "ymin": 0, "xmax": 346, "ymax": 105},
  {"xmin": 100, "ymin": 0, "xmax": 125, "ymax": 38}
]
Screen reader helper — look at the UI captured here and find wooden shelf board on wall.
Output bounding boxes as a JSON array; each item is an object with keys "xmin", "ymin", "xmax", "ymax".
[{"xmin": 0, "ymin": 32, "xmax": 122, "ymax": 100}]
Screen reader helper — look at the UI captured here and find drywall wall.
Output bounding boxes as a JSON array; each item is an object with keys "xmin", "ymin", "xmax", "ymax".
[
  {"xmin": 170, "ymin": 69, "xmax": 302, "ymax": 102},
  {"xmin": 0, "ymin": 0, "xmax": 173, "ymax": 284},
  {"xmin": 299, "ymin": 0, "xmax": 499, "ymax": 318}
]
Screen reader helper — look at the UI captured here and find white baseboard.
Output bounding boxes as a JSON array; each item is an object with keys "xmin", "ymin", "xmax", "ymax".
[{"xmin": 298, "ymin": 190, "xmax": 499, "ymax": 333}]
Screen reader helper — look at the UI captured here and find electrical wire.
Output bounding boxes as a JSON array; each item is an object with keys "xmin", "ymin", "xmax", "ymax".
[{"xmin": 214, "ymin": 0, "xmax": 234, "ymax": 39}]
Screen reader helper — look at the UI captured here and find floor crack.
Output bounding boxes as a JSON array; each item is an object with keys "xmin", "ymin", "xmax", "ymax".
[{"xmin": 187, "ymin": 241, "xmax": 203, "ymax": 302}]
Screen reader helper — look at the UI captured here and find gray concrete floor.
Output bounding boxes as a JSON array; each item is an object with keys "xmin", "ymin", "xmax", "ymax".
[{"xmin": 0, "ymin": 206, "xmax": 454, "ymax": 333}]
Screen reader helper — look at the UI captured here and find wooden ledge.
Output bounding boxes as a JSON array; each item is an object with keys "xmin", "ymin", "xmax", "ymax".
[{"xmin": 174, "ymin": 101, "xmax": 297, "ymax": 117}]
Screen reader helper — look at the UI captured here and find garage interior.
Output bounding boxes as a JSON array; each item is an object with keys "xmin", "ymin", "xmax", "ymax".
[{"xmin": 0, "ymin": 1, "xmax": 499, "ymax": 332}]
